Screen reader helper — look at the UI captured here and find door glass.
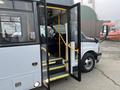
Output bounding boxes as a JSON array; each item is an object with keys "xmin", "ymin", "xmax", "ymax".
[
  {"xmin": 68, "ymin": 3, "xmax": 81, "ymax": 81},
  {"xmin": 38, "ymin": 0, "xmax": 50, "ymax": 89}
]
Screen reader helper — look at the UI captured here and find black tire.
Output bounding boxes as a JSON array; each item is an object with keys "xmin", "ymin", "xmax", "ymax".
[{"xmin": 81, "ymin": 53, "xmax": 95, "ymax": 73}]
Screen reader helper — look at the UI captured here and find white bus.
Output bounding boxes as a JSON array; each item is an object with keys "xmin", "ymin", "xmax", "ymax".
[{"xmin": 0, "ymin": 0, "xmax": 82, "ymax": 90}]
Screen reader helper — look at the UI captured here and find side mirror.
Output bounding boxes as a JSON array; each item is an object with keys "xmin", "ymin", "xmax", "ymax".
[{"xmin": 94, "ymin": 38, "xmax": 99, "ymax": 43}]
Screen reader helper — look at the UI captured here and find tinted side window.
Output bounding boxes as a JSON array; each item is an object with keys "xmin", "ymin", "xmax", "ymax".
[
  {"xmin": 0, "ymin": 15, "xmax": 36, "ymax": 44},
  {"xmin": 0, "ymin": 1, "xmax": 38, "ymax": 46},
  {"xmin": 0, "ymin": 16, "xmax": 22, "ymax": 43}
]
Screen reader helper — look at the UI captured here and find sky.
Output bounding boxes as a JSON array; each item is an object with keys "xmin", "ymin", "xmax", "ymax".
[{"xmin": 74, "ymin": 0, "xmax": 120, "ymax": 21}]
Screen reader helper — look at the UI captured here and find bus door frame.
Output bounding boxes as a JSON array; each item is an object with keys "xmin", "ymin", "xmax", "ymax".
[{"xmin": 37, "ymin": 1, "xmax": 81, "ymax": 89}]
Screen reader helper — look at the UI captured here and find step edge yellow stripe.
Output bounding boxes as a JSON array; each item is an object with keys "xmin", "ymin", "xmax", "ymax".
[
  {"xmin": 42, "ymin": 58, "xmax": 63, "ymax": 64},
  {"xmin": 49, "ymin": 58, "xmax": 63, "ymax": 62},
  {"xmin": 50, "ymin": 74, "xmax": 69, "ymax": 81},
  {"xmin": 44, "ymin": 73, "xmax": 69, "ymax": 83},
  {"xmin": 49, "ymin": 65, "xmax": 65, "ymax": 71},
  {"xmin": 42, "ymin": 61, "xmax": 56, "ymax": 66}
]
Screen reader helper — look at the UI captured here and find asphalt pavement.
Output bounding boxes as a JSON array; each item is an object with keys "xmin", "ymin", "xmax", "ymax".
[{"xmin": 37, "ymin": 41, "xmax": 120, "ymax": 90}]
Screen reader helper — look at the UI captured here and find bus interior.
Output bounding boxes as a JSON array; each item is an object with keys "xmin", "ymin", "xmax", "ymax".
[{"xmin": 38, "ymin": 2, "xmax": 81, "ymax": 88}]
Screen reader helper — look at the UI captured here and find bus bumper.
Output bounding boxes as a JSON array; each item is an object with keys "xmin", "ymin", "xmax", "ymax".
[{"xmin": 96, "ymin": 53, "xmax": 102, "ymax": 63}]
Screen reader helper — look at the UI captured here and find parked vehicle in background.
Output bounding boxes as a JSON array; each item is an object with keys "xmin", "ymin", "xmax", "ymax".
[{"xmin": 100, "ymin": 21, "xmax": 120, "ymax": 41}]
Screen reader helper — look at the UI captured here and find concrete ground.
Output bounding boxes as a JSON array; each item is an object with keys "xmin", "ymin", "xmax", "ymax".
[{"xmin": 38, "ymin": 41, "xmax": 120, "ymax": 90}]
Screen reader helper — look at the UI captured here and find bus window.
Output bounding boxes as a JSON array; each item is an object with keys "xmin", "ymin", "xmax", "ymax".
[
  {"xmin": 1, "ymin": 16, "xmax": 21, "ymax": 37},
  {"xmin": 0, "ymin": 1, "xmax": 38, "ymax": 46},
  {"xmin": 0, "ymin": 15, "xmax": 36, "ymax": 44},
  {"xmin": 0, "ymin": 16, "xmax": 21, "ymax": 43}
]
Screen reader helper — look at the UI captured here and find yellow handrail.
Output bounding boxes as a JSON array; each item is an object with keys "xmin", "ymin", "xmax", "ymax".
[
  {"xmin": 58, "ymin": 15, "xmax": 61, "ymax": 57},
  {"xmin": 47, "ymin": 6, "xmax": 66, "ymax": 11},
  {"xmin": 57, "ymin": 15, "xmax": 79, "ymax": 53},
  {"xmin": 59, "ymin": 33, "xmax": 79, "ymax": 53},
  {"xmin": 41, "ymin": 47, "xmax": 51, "ymax": 56}
]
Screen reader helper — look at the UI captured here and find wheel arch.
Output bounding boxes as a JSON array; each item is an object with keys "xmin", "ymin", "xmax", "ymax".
[{"xmin": 82, "ymin": 50, "xmax": 97, "ymax": 60}]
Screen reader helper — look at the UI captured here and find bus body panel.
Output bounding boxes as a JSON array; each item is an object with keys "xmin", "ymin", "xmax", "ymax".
[{"xmin": 0, "ymin": 45, "xmax": 41, "ymax": 90}]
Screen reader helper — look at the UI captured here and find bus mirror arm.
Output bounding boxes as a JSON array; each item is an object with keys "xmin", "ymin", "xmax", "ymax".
[{"xmin": 94, "ymin": 37, "xmax": 99, "ymax": 43}]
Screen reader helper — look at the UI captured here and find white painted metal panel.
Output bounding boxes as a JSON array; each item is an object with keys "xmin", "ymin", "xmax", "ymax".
[
  {"xmin": 81, "ymin": 42, "xmax": 99, "ymax": 58},
  {"xmin": 0, "ymin": 45, "xmax": 41, "ymax": 90}
]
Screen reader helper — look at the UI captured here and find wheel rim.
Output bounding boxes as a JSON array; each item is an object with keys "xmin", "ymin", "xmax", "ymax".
[{"xmin": 84, "ymin": 58, "xmax": 94, "ymax": 70}]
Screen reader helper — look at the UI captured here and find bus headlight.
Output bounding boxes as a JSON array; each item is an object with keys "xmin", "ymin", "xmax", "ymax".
[
  {"xmin": 34, "ymin": 81, "xmax": 40, "ymax": 87},
  {"xmin": 0, "ymin": 1, "xmax": 4, "ymax": 4}
]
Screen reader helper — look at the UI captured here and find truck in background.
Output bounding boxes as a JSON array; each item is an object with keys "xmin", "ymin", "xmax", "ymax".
[{"xmin": 100, "ymin": 21, "xmax": 120, "ymax": 41}]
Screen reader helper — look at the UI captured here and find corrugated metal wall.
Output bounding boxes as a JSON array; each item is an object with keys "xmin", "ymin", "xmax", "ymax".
[{"xmin": 81, "ymin": 6, "xmax": 102, "ymax": 38}]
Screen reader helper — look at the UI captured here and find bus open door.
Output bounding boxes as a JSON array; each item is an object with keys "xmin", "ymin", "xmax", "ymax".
[{"xmin": 38, "ymin": 0, "xmax": 81, "ymax": 89}]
